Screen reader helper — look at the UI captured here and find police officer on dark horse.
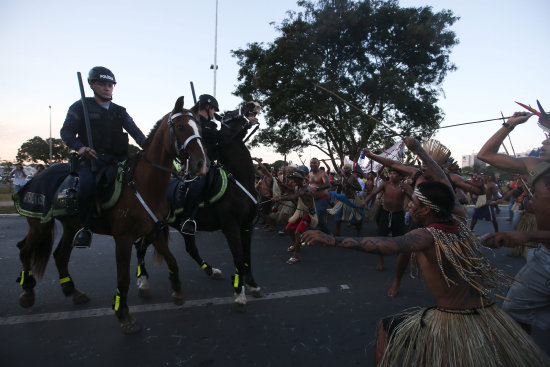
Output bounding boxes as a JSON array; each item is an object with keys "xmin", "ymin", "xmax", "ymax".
[{"xmin": 60, "ymin": 66, "xmax": 146, "ymax": 248}]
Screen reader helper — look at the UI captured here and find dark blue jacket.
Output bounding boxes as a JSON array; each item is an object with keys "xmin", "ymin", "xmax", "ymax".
[{"xmin": 60, "ymin": 98, "xmax": 145, "ymax": 157}]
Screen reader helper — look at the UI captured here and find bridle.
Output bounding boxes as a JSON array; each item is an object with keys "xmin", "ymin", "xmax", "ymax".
[{"xmin": 168, "ymin": 110, "xmax": 203, "ymax": 158}]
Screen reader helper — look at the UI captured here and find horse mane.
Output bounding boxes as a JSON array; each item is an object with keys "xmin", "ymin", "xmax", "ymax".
[{"xmin": 142, "ymin": 115, "xmax": 167, "ymax": 150}]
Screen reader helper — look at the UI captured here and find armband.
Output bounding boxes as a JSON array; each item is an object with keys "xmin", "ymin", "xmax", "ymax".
[{"xmin": 502, "ymin": 122, "xmax": 514, "ymax": 130}]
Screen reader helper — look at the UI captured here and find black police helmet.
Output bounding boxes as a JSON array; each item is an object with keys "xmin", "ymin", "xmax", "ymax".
[
  {"xmin": 88, "ymin": 66, "xmax": 116, "ymax": 85},
  {"xmin": 198, "ymin": 94, "xmax": 219, "ymax": 111}
]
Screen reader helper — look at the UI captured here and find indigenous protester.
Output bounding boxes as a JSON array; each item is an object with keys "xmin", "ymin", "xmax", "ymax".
[
  {"xmin": 361, "ymin": 168, "xmax": 408, "ymax": 271},
  {"xmin": 478, "ymin": 105, "xmax": 550, "ymax": 334},
  {"xmin": 10, "ymin": 163, "xmax": 27, "ymax": 193},
  {"xmin": 333, "ymin": 163, "xmax": 363, "ymax": 236},
  {"xmin": 60, "ymin": 66, "xmax": 146, "ymax": 248},
  {"xmin": 34, "ymin": 164, "xmax": 45, "ymax": 176},
  {"xmin": 254, "ymin": 158, "xmax": 275, "ymax": 232},
  {"xmin": 302, "ymin": 137, "xmax": 549, "ymax": 366},
  {"xmin": 308, "ymin": 158, "xmax": 332, "ymax": 234},
  {"xmin": 470, "ymin": 174, "xmax": 500, "ymax": 233},
  {"xmin": 274, "ymin": 168, "xmax": 318, "ymax": 264},
  {"xmin": 272, "ymin": 165, "xmax": 298, "ymax": 235}
]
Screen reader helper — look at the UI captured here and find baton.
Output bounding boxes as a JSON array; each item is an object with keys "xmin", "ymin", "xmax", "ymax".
[
  {"xmin": 77, "ymin": 72, "xmax": 97, "ymax": 172},
  {"xmin": 190, "ymin": 81, "xmax": 197, "ymax": 104}
]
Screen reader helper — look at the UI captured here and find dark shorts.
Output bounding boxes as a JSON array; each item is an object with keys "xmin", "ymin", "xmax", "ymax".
[
  {"xmin": 472, "ymin": 205, "xmax": 495, "ymax": 221},
  {"xmin": 259, "ymin": 195, "xmax": 272, "ymax": 215},
  {"xmin": 377, "ymin": 209, "xmax": 406, "ymax": 237}
]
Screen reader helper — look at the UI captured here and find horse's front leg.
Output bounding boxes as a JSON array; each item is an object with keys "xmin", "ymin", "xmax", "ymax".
[
  {"xmin": 223, "ymin": 226, "xmax": 248, "ymax": 312},
  {"xmin": 241, "ymin": 223, "xmax": 263, "ymax": 298},
  {"xmin": 180, "ymin": 226, "xmax": 224, "ymax": 280},
  {"xmin": 53, "ymin": 219, "xmax": 90, "ymax": 305},
  {"xmin": 151, "ymin": 227, "xmax": 184, "ymax": 305},
  {"xmin": 114, "ymin": 234, "xmax": 142, "ymax": 334},
  {"xmin": 133, "ymin": 237, "xmax": 151, "ymax": 298}
]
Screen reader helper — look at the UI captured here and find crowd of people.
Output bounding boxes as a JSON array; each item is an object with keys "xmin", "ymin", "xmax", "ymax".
[{"xmin": 252, "ymin": 110, "xmax": 550, "ymax": 365}]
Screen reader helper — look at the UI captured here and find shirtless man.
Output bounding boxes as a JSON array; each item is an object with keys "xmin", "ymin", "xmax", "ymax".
[
  {"xmin": 254, "ymin": 158, "xmax": 275, "ymax": 231},
  {"xmin": 363, "ymin": 147, "xmax": 476, "ymax": 297},
  {"xmin": 302, "ymin": 137, "xmax": 549, "ymax": 366},
  {"xmin": 334, "ymin": 164, "xmax": 363, "ymax": 236},
  {"xmin": 309, "ymin": 158, "xmax": 332, "ymax": 234},
  {"xmin": 478, "ymin": 108, "xmax": 550, "ymax": 334},
  {"xmin": 362, "ymin": 169, "xmax": 408, "ymax": 271}
]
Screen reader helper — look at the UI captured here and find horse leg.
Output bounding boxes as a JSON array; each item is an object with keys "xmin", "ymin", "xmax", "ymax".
[
  {"xmin": 16, "ymin": 219, "xmax": 54, "ymax": 308},
  {"xmin": 134, "ymin": 237, "xmax": 151, "ymax": 298},
  {"xmin": 222, "ymin": 226, "xmax": 248, "ymax": 312},
  {"xmin": 152, "ymin": 228, "xmax": 184, "ymax": 305},
  {"xmin": 53, "ymin": 219, "xmax": 90, "ymax": 304},
  {"xmin": 113, "ymin": 235, "xmax": 142, "ymax": 334},
  {"xmin": 181, "ymin": 229, "xmax": 224, "ymax": 280},
  {"xmin": 241, "ymin": 223, "xmax": 263, "ymax": 298},
  {"xmin": 16, "ymin": 235, "xmax": 37, "ymax": 308}
]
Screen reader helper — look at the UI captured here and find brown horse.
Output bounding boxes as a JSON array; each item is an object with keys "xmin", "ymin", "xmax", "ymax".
[
  {"xmin": 14, "ymin": 96, "xmax": 208, "ymax": 334},
  {"xmin": 134, "ymin": 106, "xmax": 263, "ymax": 311}
]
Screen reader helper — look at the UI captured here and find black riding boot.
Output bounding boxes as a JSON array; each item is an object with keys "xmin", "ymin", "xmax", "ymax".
[
  {"xmin": 73, "ymin": 200, "xmax": 93, "ymax": 248},
  {"xmin": 180, "ymin": 191, "xmax": 201, "ymax": 236}
]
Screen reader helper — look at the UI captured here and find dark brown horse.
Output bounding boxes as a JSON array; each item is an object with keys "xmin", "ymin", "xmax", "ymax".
[
  {"xmin": 135, "ymin": 106, "xmax": 263, "ymax": 311},
  {"xmin": 14, "ymin": 97, "xmax": 208, "ymax": 334}
]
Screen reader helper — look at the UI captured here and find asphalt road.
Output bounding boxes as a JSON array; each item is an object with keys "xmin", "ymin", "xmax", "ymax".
[{"xmin": 0, "ymin": 207, "xmax": 547, "ymax": 367}]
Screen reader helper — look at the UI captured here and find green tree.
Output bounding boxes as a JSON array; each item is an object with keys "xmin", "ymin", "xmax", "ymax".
[
  {"xmin": 232, "ymin": 0, "xmax": 458, "ymax": 163},
  {"xmin": 16, "ymin": 136, "xmax": 71, "ymax": 164}
]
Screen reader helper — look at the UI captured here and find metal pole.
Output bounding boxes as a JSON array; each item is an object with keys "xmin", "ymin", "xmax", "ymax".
[
  {"xmin": 49, "ymin": 105, "xmax": 52, "ymax": 164},
  {"xmin": 213, "ymin": 0, "xmax": 218, "ymax": 97}
]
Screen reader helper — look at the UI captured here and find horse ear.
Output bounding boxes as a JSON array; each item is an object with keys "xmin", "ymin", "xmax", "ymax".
[
  {"xmin": 174, "ymin": 96, "xmax": 184, "ymax": 112},
  {"xmin": 191, "ymin": 101, "xmax": 200, "ymax": 114}
]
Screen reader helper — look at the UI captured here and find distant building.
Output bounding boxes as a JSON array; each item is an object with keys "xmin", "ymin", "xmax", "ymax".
[{"xmin": 461, "ymin": 154, "xmax": 486, "ymax": 169}]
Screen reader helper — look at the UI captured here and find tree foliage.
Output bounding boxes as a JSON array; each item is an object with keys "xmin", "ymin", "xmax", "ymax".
[
  {"xmin": 16, "ymin": 136, "xmax": 71, "ymax": 164},
  {"xmin": 232, "ymin": 0, "xmax": 459, "ymax": 163}
]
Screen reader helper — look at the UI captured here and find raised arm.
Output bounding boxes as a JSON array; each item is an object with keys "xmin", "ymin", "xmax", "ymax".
[
  {"xmin": 301, "ymin": 228, "xmax": 433, "ymax": 256},
  {"xmin": 363, "ymin": 148, "xmax": 417, "ymax": 177},
  {"xmin": 477, "ymin": 112, "xmax": 532, "ymax": 173}
]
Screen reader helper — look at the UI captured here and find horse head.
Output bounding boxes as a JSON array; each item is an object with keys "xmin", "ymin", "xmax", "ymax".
[
  {"xmin": 219, "ymin": 107, "xmax": 255, "ymax": 145},
  {"xmin": 165, "ymin": 96, "xmax": 209, "ymax": 177}
]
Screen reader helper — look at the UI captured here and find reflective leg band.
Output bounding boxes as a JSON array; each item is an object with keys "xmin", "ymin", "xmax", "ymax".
[
  {"xmin": 234, "ymin": 272, "xmax": 240, "ymax": 288},
  {"xmin": 19, "ymin": 270, "xmax": 32, "ymax": 286},
  {"xmin": 201, "ymin": 263, "xmax": 208, "ymax": 270},
  {"xmin": 137, "ymin": 265, "xmax": 142, "ymax": 277},
  {"xmin": 114, "ymin": 289, "xmax": 121, "ymax": 311},
  {"xmin": 59, "ymin": 276, "xmax": 71, "ymax": 284}
]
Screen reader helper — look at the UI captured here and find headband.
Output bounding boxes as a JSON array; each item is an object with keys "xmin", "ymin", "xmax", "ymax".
[{"xmin": 413, "ymin": 187, "xmax": 441, "ymax": 213}]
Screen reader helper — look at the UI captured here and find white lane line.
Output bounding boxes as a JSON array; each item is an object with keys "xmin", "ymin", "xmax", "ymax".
[{"xmin": 0, "ymin": 287, "xmax": 330, "ymax": 326}]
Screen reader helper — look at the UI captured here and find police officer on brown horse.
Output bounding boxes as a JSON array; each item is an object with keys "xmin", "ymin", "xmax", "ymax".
[{"xmin": 60, "ymin": 66, "xmax": 146, "ymax": 248}]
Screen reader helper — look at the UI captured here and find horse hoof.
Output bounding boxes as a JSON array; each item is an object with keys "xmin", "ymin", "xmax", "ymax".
[
  {"xmin": 19, "ymin": 291, "xmax": 35, "ymax": 308},
  {"xmin": 247, "ymin": 285, "xmax": 264, "ymax": 298},
  {"xmin": 72, "ymin": 289, "xmax": 90, "ymax": 304},
  {"xmin": 234, "ymin": 302, "xmax": 246, "ymax": 313},
  {"xmin": 120, "ymin": 317, "xmax": 143, "ymax": 335},
  {"xmin": 171, "ymin": 290, "xmax": 185, "ymax": 306},
  {"xmin": 137, "ymin": 276, "xmax": 150, "ymax": 298},
  {"xmin": 210, "ymin": 268, "xmax": 224, "ymax": 280}
]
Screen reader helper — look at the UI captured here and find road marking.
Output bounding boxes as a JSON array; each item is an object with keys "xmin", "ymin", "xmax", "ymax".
[{"xmin": 0, "ymin": 287, "xmax": 330, "ymax": 326}]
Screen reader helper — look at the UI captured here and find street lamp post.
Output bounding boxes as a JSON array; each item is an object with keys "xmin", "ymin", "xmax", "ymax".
[{"xmin": 49, "ymin": 105, "xmax": 52, "ymax": 165}]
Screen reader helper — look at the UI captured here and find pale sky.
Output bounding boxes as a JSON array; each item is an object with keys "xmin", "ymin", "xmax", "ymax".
[{"xmin": 0, "ymin": 0, "xmax": 548, "ymax": 167}]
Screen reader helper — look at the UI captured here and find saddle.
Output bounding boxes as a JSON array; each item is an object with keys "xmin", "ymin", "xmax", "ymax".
[
  {"xmin": 13, "ymin": 161, "xmax": 126, "ymax": 223},
  {"xmin": 166, "ymin": 166, "xmax": 229, "ymax": 223}
]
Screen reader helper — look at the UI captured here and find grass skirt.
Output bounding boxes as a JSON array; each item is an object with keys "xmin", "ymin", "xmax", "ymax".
[{"xmin": 379, "ymin": 304, "xmax": 550, "ymax": 367}]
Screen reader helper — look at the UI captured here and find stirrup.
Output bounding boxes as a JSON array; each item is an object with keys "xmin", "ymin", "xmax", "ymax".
[
  {"xmin": 72, "ymin": 227, "xmax": 92, "ymax": 248},
  {"xmin": 180, "ymin": 219, "xmax": 197, "ymax": 236}
]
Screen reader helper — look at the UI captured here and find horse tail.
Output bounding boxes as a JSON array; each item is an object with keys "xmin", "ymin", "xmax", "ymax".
[{"xmin": 28, "ymin": 220, "xmax": 56, "ymax": 279}]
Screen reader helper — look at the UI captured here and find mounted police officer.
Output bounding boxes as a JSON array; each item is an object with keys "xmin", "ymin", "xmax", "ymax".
[
  {"xmin": 179, "ymin": 94, "xmax": 220, "ymax": 235},
  {"xmin": 60, "ymin": 66, "xmax": 146, "ymax": 248}
]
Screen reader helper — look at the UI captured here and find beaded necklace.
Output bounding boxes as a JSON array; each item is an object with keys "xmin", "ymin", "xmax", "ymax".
[{"xmin": 426, "ymin": 220, "xmax": 514, "ymax": 300}]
